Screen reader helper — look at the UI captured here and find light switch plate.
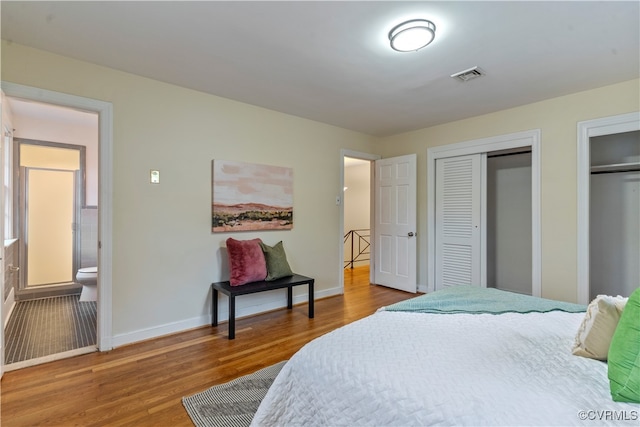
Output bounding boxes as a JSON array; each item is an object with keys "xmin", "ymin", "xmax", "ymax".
[{"xmin": 150, "ymin": 170, "xmax": 160, "ymax": 184}]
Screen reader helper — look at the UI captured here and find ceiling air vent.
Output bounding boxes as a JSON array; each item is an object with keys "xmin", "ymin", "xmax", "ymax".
[{"xmin": 451, "ymin": 66, "xmax": 485, "ymax": 82}]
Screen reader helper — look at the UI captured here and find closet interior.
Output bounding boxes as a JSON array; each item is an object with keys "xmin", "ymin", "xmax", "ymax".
[
  {"xmin": 487, "ymin": 149, "xmax": 532, "ymax": 295},
  {"xmin": 589, "ymin": 130, "xmax": 640, "ymax": 300}
]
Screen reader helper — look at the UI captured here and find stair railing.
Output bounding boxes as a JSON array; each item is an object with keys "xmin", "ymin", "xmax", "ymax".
[{"xmin": 344, "ymin": 229, "xmax": 370, "ymax": 269}]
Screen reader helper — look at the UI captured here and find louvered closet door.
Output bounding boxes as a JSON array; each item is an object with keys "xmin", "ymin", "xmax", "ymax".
[{"xmin": 435, "ymin": 155, "xmax": 481, "ymax": 289}]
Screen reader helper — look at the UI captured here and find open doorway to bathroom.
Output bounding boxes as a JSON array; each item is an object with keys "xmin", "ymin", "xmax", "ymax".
[
  {"xmin": 2, "ymin": 98, "xmax": 99, "ymax": 369},
  {"xmin": 343, "ymin": 156, "xmax": 372, "ymax": 293}
]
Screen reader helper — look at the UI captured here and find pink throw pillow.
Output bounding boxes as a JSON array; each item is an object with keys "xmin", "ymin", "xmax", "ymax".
[{"xmin": 226, "ymin": 238, "xmax": 267, "ymax": 286}]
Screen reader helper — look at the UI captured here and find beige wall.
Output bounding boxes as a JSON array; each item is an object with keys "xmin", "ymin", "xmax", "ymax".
[
  {"xmin": 375, "ymin": 79, "xmax": 640, "ymax": 303},
  {"xmin": 2, "ymin": 42, "xmax": 374, "ymax": 341}
]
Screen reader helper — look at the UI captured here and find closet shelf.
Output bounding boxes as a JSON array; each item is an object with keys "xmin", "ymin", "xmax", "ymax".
[{"xmin": 590, "ymin": 161, "xmax": 640, "ymax": 174}]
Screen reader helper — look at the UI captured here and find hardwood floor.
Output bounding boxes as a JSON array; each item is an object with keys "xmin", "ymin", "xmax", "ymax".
[{"xmin": 1, "ymin": 266, "xmax": 414, "ymax": 426}]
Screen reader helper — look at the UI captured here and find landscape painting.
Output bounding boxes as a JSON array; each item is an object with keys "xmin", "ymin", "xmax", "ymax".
[{"xmin": 212, "ymin": 160, "xmax": 293, "ymax": 232}]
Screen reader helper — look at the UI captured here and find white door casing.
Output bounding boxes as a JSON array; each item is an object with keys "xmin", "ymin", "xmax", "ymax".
[
  {"xmin": 374, "ymin": 154, "xmax": 417, "ymax": 293},
  {"xmin": 1, "ymin": 81, "xmax": 114, "ymax": 353},
  {"xmin": 577, "ymin": 112, "xmax": 640, "ymax": 304},
  {"xmin": 435, "ymin": 155, "xmax": 482, "ymax": 289},
  {"xmin": 0, "ymin": 92, "xmax": 5, "ymax": 379}
]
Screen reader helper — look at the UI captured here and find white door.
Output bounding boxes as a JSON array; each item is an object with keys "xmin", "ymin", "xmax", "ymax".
[
  {"xmin": 435, "ymin": 154, "xmax": 481, "ymax": 289},
  {"xmin": 374, "ymin": 154, "xmax": 417, "ymax": 293}
]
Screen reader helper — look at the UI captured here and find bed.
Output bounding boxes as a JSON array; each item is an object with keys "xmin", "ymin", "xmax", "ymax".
[{"xmin": 251, "ymin": 286, "xmax": 639, "ymax": 426}]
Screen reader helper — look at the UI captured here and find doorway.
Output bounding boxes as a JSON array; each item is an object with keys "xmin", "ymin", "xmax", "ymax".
[
  {"xmin": 340, "ymin": 150, "xmax": 379, "ymax": 293},
  {"xmin": 17, "ymin": 141, "xmax": 85, "ymax": 295},
  {"xmin": 577, "ymin": 112, "xmax": 640, "ymax": 304},
  {"xmin": 4, "ymin": 103, "xmax": 98, "ymax": 368},
  {"xmin": 0, "ymin": 82, "xmax": 113, "ymax": 371},
  {"xmin": 343, "ymin": 156, "xmax": 372, "ymax": 291}
]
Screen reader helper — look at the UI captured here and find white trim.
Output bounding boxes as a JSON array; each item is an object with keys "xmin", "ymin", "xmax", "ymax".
[
  {"xmin": 576, "ymin": 112, "xmax": 640, "ymax": 304},
  {"xmin": 427, "ymin": 129, "xmax": 541, "ymax": 297},
  {"xmin": 4, "ymin": 346, "xmax": 97, "ymax": 372},
  {"xmin": 531, "ymin": 136, "xmax": 541, "ymax": 297},
  {"xmin": 1, "ymin": 81, "xmax": 114, "ymax": 351},
  {"xmin": 480, "ymin": 152, "xmax": 487, "ymax": 288},
  {"xmin": 339, "ymin": 149, "xmax": 380, "ymax": 291}
]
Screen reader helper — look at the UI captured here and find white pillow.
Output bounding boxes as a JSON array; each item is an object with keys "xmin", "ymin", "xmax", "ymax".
[{"xmin": 572, "ymin": 295, "xmax": 628, "ymax": 360}]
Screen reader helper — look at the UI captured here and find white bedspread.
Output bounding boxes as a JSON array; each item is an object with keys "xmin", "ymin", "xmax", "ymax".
[{"xmin": 251, "ymin": 310, "xmax": 639, "ymax": 426}]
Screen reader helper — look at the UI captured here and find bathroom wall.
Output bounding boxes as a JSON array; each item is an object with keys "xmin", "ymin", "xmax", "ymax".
[
  {"xmin": 10, "ymin": 103, "xmax": 99, "ymax": 206},
  {"xmin": 80, "ymin": 207, "xmax": 98, "ymax": 268}
]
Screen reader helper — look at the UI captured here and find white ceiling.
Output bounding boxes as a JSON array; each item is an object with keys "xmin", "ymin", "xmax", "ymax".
[{"xmin": 2, "ymin": 1, "xmax": 638, "ymax": 136}]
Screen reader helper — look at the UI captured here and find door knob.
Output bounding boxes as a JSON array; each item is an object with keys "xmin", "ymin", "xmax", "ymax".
[{"xmin": 408, "ymin": 232, "xmax": 415, "ymax": 237}]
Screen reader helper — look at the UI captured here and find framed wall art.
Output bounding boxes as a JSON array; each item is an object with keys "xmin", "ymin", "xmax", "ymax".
[{"xmin": 212, "ymin": 160, "xmax": 293, "ymax": 232}]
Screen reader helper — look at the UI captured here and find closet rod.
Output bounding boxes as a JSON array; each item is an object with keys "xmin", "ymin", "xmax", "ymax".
[
  {"xmin": 590, "ymin": 162, "xmax": 640, "ymax": 175},
  {"xmin": 591, "ymin": 169, "xmax": 640, "ymax": 175},
  {"xmin": 487, "ymin": 149, "xmax": 532, "ymax": 159}
]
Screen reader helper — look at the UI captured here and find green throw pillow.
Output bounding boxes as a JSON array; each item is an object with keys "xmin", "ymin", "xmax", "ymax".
[
  {"xmin": 607, "ymin": 287, "xmax": 640, "ymax": 403},
  {"xmin": 259, "ymin": 241, "xmax": 294, "ymax": 281}
]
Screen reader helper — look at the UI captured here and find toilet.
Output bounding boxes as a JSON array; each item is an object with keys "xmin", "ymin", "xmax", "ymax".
[{"xmin": 76, "ymin": 267, "xmax": 98, "ymax": 302}]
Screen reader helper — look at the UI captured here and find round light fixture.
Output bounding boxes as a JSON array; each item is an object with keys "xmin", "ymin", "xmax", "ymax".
[{"xmin": 388, "ymin": 19, "xmax": 436, "ymax": 52}]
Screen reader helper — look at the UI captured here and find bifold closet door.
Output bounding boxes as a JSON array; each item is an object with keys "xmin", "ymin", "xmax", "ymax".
[{"xmin": 435, "ymin": 155, "xmax": 481, "ymax": 289}]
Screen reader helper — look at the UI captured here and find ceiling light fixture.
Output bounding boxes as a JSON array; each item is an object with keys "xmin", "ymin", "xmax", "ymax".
[{"xmin": 388, "ymin": 19, "xmax": 436, "ymax": 52}]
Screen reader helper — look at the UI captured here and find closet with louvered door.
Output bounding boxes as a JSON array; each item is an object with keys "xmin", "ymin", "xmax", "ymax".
[
  {"xmin": 434, "ymin": 150, "xmax": 532, "ymax": 294},
  {"xmin": 589, "ymin": 130, "xmax": 640, "ymax": 300}
]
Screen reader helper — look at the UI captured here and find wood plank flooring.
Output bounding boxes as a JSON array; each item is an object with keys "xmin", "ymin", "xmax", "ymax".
[{"xmin": 1, "ymin": 267, "xmax": 415, "ymax": 427}]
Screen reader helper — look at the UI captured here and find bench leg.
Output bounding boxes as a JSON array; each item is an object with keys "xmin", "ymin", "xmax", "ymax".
[
  {"xmin": 287, "ymin": 286, "xmax": 293, "ymax": 309},
  {"xmin": 228, "ymin": 295, "xmax": 236, "ymax": 339},
  {"xmin": 309, "ymin": 280, "xmax": 314, "ymax": 318},
  {"xmin": 212, "ymin": 288, "xmax": 218, "ymax": 326}
]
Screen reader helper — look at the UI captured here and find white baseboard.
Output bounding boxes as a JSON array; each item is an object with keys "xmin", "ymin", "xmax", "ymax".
[{"xmin": 111, "ymin": 285, "xmax": 342, "ymax": 348}]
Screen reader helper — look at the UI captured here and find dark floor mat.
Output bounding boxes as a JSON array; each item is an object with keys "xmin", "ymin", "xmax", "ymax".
[{"xmin": 4, "ymin": 295, "xmax": 96, "ymax": 364}]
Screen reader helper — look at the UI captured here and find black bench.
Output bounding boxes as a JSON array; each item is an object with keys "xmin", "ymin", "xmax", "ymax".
[{"xmin": 211, "ymin": 274, "xmax": 315, "ymax": 339}]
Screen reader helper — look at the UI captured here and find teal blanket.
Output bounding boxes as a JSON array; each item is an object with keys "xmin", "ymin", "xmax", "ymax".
[{"xmin": 383, "ymin": 286, "xmax": 586, "ymax": 314}]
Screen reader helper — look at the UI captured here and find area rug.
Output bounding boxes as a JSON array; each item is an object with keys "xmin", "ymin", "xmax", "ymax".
[{"xmin": 182, "ymin": 361, "xmax": 286, "ymax": 427}]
